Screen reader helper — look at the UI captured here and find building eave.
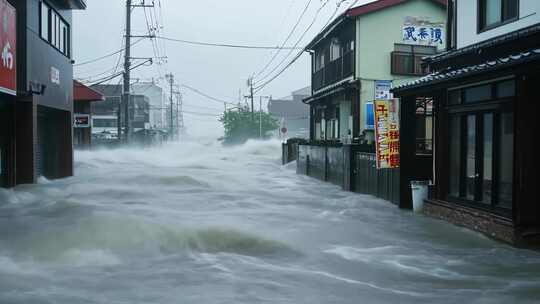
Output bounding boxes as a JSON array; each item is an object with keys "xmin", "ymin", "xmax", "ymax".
[{"xmin": 393, "ymin": 48, "xmax": 540, "ymax": 94}]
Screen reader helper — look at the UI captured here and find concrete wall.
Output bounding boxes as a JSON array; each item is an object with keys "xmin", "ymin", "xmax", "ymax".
[
  {"xmin": 355, "ymin": 0, "xmax": 447, "ymax": 134},
  {"xmin": 456, "ymin": 0, "xmax": 540, "ymax": 49}
]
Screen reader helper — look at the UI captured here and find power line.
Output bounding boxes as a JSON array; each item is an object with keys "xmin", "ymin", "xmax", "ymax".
[
  {"xmin": 74, "ymin": 38, "xmax": 144, "ymax": 66},
  {"xmin": 182, "ymin": 110, "xmax": 221, "ymax": 117},
  {"xmin": 252, "ymin": 0, "xmax": 313, "ymax": 79},
  {"xmin": 155, "ymin": 36, "xmax": 303, "ymax": 50},
  {"xmin": 85, "ymin": 59, "xmax": 153, "ymax": 86},
  {"xmin": 253, "ymin": 0, "xmax": 334, "ymax": 87},
  {"xmin": 253, "ymin": 0, "xmax": 359, "ymax": 93},
  {"xmin": 181, "ymin": 84, "xmax": 236, "ymax": 106}
]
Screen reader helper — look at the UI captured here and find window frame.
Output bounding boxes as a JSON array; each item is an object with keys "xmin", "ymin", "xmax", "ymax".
[
  {"xmin": 39, "ymin": 0, "xmax": 71, "ymax": 58},
  {"xmin": 477, "ymin": 0, "xmax": 520, "ymax": 33},
  {"xmin": 391, "ymin": 44, "xmax": 436, "ymax": 76},
  {"xmin": 445, "ymin": 79, "xmax": 516, "ymax": 216}
]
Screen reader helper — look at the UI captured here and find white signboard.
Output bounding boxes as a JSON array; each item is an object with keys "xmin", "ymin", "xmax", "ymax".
[
  {"xmin": 375, "ymin": 80, "xmax": 393, "ymax": 100},
  {"xmin": 50, "ymin": 66, "xmax": 60, "ymax": 84},
  {"xmin": 402, "ymin": 17, "xmax": 445, "ymax": 46}
]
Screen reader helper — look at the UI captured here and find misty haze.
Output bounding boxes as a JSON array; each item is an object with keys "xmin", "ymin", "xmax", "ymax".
[{"xmin": 1, "ymin": 0, "xmax": 540, "ymax": 303}]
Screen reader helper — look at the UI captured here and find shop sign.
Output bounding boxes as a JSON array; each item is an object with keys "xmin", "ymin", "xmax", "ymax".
[
  {"xmin": 375, "ymin": 80, "xmax": 392, "ymax": 100},
  {"xmin": 74, "ymin": 114, "xmax": 90, "ymax": 128},
  {"xmin": 0, "ymin": 0, "xmax": 16, "ymax": 96},
  {"xmin": 402, "ymin": 17, "xmax": 445, "ymax": 46},
  {"xmin": 374, "ymin": 99, "xmax": 400, "ymax": 169}
]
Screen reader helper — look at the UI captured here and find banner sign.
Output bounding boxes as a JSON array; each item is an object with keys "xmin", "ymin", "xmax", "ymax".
[
  {"xmin": 0, "ymin": 0, "xmax": 16, "ymax": 96},
  {"xmin": 374, "ymin": 99, "xmax": 400, "ymax": 169},
  {"xmin": 74, "ymin": 114, "xmax": 91, "ymax": 128},
  {"xmin": 374, "ymin": 80, "xmax": 392, "ymax": 100},
  {"xmin": 402, "ymin": 17, "xmax": 445, "ymax": 46}
]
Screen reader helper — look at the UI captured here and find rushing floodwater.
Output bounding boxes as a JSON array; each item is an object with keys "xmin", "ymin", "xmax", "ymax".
[{"xmin": 0, "ymin": 139, "xmax": 539, "ymax": 303}]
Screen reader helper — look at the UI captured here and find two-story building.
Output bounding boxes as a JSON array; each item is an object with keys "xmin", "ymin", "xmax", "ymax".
[
  {"xmin": 297, "ymin": 0, "xmax": 446, "ymax": 202},
  {"xmin": 393, "ymin": 0, "xmax": 540, "ymax": 246},
  {"xmin": 91, "ymin": 84, "xmax": 150, "ymax": 143},
  {"xmin": 0, "ymin": 0, "xmax": 85, "ymax": 188}
]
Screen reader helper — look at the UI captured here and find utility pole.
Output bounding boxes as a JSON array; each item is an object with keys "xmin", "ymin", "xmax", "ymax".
[
  {"xmin": 259, "ymin": 96, "xmax": 262, "ymax": 139},
  {"xmin": 166, "ymin": 73, "xmax": 174, "ymax": 139},
  {"xmin": 122, "ymin": 0, "xmax": 132, "ymax": 143},
  {"xmin": 122, "ymin": 0, "xmax": 156, "ymax": 143},
  {"xmin": 248, "ymin": 77, "xmax": 254, "ymax": 121},
  {"xmin": 177, "ymin": 91, "xmax": 184, "ymax": 138}
]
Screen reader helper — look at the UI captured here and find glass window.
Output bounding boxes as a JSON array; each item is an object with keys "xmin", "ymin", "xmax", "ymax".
[
  {"xmin": 60, "ymin": 23, "xmax": 65, "ymax": 53},
  {"xmin": 485, "ymin": 0, "xmax": 502, "ymax": 26},
  {"xmin": 449, "ymin": 116, "xmax": 461, "ymax": 197},
  {"xmin": 496, "ymin": 80, "xmax": 515, "ymax": 98},
  {"xmin": 448, "ymin": 90, "xmax": 462, "ymax": 105},
  {"xmin": 40, "ymin": 2, "xmax": 49, "ymax": 40},
  {"xmin": 464, "ymin": 85, "xmax": 492, "ymax": 103},
  {"xmin": 480, "ymin": 0, "xmax": 519, "ymax": 30},
  {"xmin": 466, "ymin": 115, "xmax": 477, "ymax": 200},
  {"xmin": 483, "ymin": 113, "xmax": 494, "ymax": 204},
  {"xmin": 498, "ymin": 111, "xmax": 514, "ymax": 209},
  {"xmin": 503, "ymin": 0, "xmax": 519, "ymax": 21}
]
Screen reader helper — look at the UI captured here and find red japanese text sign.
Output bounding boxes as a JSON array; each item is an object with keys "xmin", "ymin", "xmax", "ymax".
[
  {"xmin": 0, "ymin": 0, "xmax": 16, "ymax": 96},
  {"xmin": 374, "ymin": 99, "xmax": 400, "ymax": 169}
]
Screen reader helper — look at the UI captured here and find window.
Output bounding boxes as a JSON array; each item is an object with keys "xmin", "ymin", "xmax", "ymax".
[
  {"xmin": 391, "ymin": 44, "xmax": 436, "ymax": 76},
  {"xmin": 479, "ymin": 0, "xmax": 519, "ymax": 31},
  {"xmin": 40, "ymin": 2, "xmax": 49, "ymax": 40},
  {"xmin": 448, "ymin": 80, "xmax": 515, "ymax": 106},
  {"xmin": 330, "ymin": 39, "xmax": 341, "ymax": 61},
  {"xmin": 446, "ymin": 81, "xmax": 515, "ymax": 212},
  {"xmin": 315, "ymin": 53, "xmax": 325, "ymax": 71},
  {"xmin": 39, "ymin": 1, "xmax": 70, "ymax": 57},
  {"xmin": 415, "ymin": 98, "xmax": 433, "ymax": 154}
]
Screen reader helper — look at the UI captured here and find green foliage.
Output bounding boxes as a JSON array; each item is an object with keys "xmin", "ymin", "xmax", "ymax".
[{"xmin": 219, "ymin": 106, "xmax": 279, "ymax": 145}]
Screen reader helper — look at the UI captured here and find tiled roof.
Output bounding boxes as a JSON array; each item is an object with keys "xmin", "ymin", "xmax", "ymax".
[
  {"xmin": 346, "ymin": 0, "xmax": 446, "ymax": 18},
  {"xmin": 393, "ymin": 48, "xmax": 540, "ymax": 92}
]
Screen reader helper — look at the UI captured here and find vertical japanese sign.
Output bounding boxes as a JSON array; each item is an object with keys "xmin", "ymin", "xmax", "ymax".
[
  {"xmin": 402, "ymin": 17, "xmax": 445, "ymax": 46},
  {"xmin": 0, "ymin": 0, "xmax": 16, "ymax": 96},
  {"xmin": 374, "ymin": 99, "xmax": 400, "ymax": 169}
]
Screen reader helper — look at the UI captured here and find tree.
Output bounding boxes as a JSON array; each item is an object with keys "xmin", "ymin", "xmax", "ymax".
[{"xmin": 219, "ymin": 106, "xmax": 279, "ymax": 145}]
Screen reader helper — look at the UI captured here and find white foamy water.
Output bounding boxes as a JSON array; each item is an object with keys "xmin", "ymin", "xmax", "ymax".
[{"xmin": 0, "ymin": 139, "xmax": 539, "ymax": 303}]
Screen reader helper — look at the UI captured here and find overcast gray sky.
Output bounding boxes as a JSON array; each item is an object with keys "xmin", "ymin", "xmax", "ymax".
[{"xmin": 73, "ymin": 0, "xmax": 373, "ymax": 138}]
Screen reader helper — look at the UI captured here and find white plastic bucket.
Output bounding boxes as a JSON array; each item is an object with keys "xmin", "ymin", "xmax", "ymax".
[{"xmin": 411, "ymin": 181, "xmax": 429, "ymax": 213}]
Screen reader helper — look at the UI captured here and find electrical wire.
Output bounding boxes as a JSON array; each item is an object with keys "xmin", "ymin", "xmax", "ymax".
[
  {"xmin": 252, "ymin": 0, "xmax": 313, "ymax": 79},
  {"xmin": 253, "ymin": 0, "xmax": 334, "ymax": 86},
  {"xmin": 86, "ymin": 59, "xmax": 153, "ymax": 86},
  {"xmin": 253, "ymin": 0, "xmax": 360, "ymax": 93},
  {"xmin": 74, "ymin": 38, "xmax": 144, "ymax": 67},
  {"xmin": 155, "ymin": 36, "xmax": 303, "ymax": 50},
  {"xmin": 181, "ymin": 84, "xmax": 236, "ymax": 106}
]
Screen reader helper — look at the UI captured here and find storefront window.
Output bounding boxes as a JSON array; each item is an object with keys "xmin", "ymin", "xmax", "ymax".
[
  {"xmin": 466, "ymin": 115, "xmax": 477, "ymax": 200},
  {"xmin": 483, "ymin": 113, "xmax": 494, "ymax": 205},
  {"xmin": 446, "ymin": 80, "xmax": 514, "ymax": 212},
  {"xmin": 449, "ymin": 116, "xmax": 461, "ymax": 197},
  {"xmin": 498, "ymin": 111, "xmax": 514, "ymax": 209}
]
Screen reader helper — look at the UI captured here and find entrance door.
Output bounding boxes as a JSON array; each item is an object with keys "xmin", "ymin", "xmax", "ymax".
[{"xmin": 448, "ymin": 110, "xmax": 513, "ymax": 211}]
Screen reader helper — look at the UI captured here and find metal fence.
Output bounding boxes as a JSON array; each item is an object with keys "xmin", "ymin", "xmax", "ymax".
[{"xmin": 353, "ymin": 152, "xmax": 400, "ymax": 205}]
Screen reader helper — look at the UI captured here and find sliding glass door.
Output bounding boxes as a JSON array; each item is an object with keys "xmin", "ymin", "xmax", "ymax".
[{"xmin": 446, "ymin": 80, "xmax": 515, "ymax": 213}]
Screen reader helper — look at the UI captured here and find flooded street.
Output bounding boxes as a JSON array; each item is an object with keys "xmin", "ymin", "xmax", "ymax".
[{"xmin": 0, "ymin": 140, "xmax": 539, "ymax": 303}]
